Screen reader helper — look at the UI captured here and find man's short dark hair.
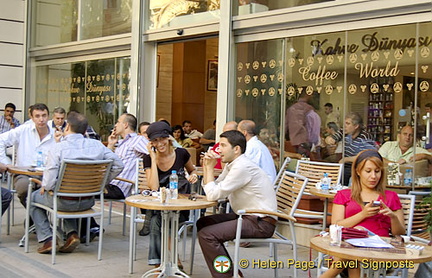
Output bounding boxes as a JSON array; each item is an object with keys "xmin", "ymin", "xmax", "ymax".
[
  {"xmin": 182, "ymin": 120, "xmax": 191, "ymax": 126},
  {"xmin": 220, "ymin": 130, "xmax": 246, "ymax": 154},
  {"xmin": 67, "ymin": 111, "xmax": 88, "ymax": 135},
  {"xmin": 123, "ymin": 113, "xmax": 137, "ymax": 131},
  {"xmin": 30, "ymin": 103, "xmax": 49, "ymax": 116},
  {"xmin": 5, "ymin": 103, "xmax": 16, "ymax": 111},
  {"xmin": 324, "ymin": 103, "xmax": 333, "ymax": 108},
  {"xmin": 426, "ymin": 103, "xmax": 432, "ymax": 108}
]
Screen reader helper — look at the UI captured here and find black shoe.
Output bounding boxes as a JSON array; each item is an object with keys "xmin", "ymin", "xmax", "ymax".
[
  {"xmin": 139, "ymin": 222, "xmax": 150, "ymax": 236},
  {"xmin": 80, "ymin": 227, "xmax": 104, "ymax": 243}
]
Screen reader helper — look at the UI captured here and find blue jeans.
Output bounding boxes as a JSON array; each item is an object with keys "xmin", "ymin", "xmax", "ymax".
[
  {"xmin": 1, "ymin": 187, "xmax": 12, "ymax": 216},
  {"xmin": 30, "ymin": 189, "xmax": 95, "ymax": 242},
  {"xmin": 148, "ymin": 210, "xmax": 189, "ymax": 265}
]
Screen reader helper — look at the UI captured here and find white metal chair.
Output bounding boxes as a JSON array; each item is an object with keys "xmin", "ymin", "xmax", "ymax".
[
  {"xmin": 233, "ymin": 171, "xmax": 308, "ymax": 278},
  {"xmin": 105, "ymin": 177, "xmax": 135, "ymax": 236},
  {"xmin": 294, "ymin": 160, "xmax": 343, "ymax": 231},
  {"xmin": 24, "ymin": 159, "xmax": 113, "ymax": 265}
]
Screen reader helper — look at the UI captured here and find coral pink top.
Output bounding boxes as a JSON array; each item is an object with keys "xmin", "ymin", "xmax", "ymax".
[{"xmin": 333, "ymin": 189, "xmax": 402, "ymax": 237}]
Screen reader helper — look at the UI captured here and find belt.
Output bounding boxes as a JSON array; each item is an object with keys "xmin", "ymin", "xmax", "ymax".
[
  {"xmin": 259, "ymin": 216, "xmax": 277, "ymax": 226},
  {"xmin": 59, "ymin": 196, "xmax": 93, "ymax": 201}
]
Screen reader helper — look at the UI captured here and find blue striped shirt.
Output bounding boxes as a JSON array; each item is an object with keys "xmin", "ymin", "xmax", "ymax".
[
  {"xmin": 110, "ymin": 133, "xmax": 149, "ymax": 197},
  {"xmin": 332, "ymin": 129, "xmax": 377, "ymax": 157},
  {"xmin": 0, "ymin": 116, "xmax": 20, "ymax": 134}
]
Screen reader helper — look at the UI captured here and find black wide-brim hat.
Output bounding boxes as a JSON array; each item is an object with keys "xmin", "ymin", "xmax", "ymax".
[{"xmin": 146, "ymin": 121, "xmax": 171, "ymax": 141}]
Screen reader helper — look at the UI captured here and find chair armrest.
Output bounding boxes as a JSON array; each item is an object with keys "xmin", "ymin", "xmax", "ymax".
[
  {"xmin": 114, "ymin": 177, "xmax": 135, "ymax": 185},
  {"xmin": 237, "ymin": 209, "xmax": 296, "ymax": 222},
  {"xmin": 29, "ymin": 178, "xmax": 42, "ymax": 186}
]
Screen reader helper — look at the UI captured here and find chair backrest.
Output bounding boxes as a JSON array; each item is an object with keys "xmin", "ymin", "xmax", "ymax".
[
  {"xmin": 409, "ymin": 191, "xmax": 431, "ymax": 240},
  {"xmin": 185, "ymin": 147, "xmax": 197, "ymax": 166},
  {"xmin": 276, "ymin": 171, "xmax": 308, "ymax": 218},
  {"xmin": 295, "ymin": 160, "xmax": 343, "ymax": 190},
  {"xmin": 54, "ymin": 159, "xmax": 113, "ymax": 197},
  {"xmin": 273, "ymin": 156, "xmax": 291, "ymax": 189},
  {"xmin": 397, "ymin": 194, "xmax": 415, "ymax": 237},
  {"xmin": 135, "ymin": 158, "xmax": 149, "ymax": 192}
]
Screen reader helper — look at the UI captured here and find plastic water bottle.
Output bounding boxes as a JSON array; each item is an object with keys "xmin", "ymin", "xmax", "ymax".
[
  {"xmin": 321, "ymin": 173, "xmax": 330, "ymax": 191},
  {"xmin": 169, "ymin": 170, "xmax": 178, "ymax": 199},
  {"xmin": 404, "ymin": 169, "xmax": 413, "ymax": 187},
  {"xmin": 36, "ymin": 151, "xmax": 44, "ymax": 167}
]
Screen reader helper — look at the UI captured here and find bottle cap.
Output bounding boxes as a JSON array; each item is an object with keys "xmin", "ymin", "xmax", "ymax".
[{"xmin": 172, "ymin": 170, "xmax": 177, "ymax": 174}]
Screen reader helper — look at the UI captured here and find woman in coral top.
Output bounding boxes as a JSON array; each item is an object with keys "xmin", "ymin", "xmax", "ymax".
[{"xmin": 321, "ymin": 149, "xmax": 405, "ymax": 278}]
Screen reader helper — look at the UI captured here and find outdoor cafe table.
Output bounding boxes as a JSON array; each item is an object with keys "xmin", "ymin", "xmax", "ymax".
[
  {"xmin": 308, "ymin": 188, "xmax": 336, "ymax": 230},
  {"xmin": 310, "ymin": 236, "xmax": 432, "ymax": 277},
  {"xmin": 5, "ymin": 166, "xmax": 44, "ymax": 240},
  {"xmin": 125, "ymin": 194, "xmax": 217, "ymax": 278}
]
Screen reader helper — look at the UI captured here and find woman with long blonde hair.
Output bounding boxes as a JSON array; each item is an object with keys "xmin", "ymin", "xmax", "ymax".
[{"xmin": 321, "ymin": 149, "xmax": 405, "ymax": 278}]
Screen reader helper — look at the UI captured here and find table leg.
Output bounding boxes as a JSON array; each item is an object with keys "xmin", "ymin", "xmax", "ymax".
[
  {"xmin": 129, "ymin": 206, "xmax": 136, "ymax": 274},
  {"xmin": 142, "ymin": 210, "xmax": 189, "ymax": 278},
  {"xmin": 322, "ymin": 197, "xmax": 328, "ymax": 231}
]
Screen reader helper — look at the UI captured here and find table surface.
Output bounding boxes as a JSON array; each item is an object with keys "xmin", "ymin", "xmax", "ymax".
[
  {"xmin": 310, "ymin": 236, "xmax": 432, "ymax": 264},
  {"xmin": 125, "ymin": 194, "xmax": 217, "ymax": 211},
  {"xmin": 7, "ymin": 165, "xmax": 43, "ymax": 176},
  {"xmin": 387, "ymin": 185, "xmax": 431, "ymax": 190},
  {"xmin": 309, "ymin": 188, "xmax": 337, "ymax": 199}
]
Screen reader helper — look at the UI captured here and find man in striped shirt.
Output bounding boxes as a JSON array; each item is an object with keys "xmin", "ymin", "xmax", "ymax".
[
  {"xmin": 326, "ymin": 112, "xmax": 377, "ymax": 185},
  {"xmin": 106, "ymin": 113, "xmax": 149, "ymax": 198},
  {"xmin": 0, "ymin": 103, "xmax": 20, "ymax": 134},
  {"xmin": 83, "ymin": 113, "xmax": 149, "ymax": 241}
]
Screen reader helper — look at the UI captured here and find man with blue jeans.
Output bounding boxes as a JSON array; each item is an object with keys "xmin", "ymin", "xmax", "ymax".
[{"xmin": 30, "ymin": 112, "xmax": 123, "ymax": 254}]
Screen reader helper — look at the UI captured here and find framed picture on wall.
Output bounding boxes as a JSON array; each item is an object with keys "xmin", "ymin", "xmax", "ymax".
[{"xmin": 207, "ymin": 60, "xmax": 218, "ymax": 91}]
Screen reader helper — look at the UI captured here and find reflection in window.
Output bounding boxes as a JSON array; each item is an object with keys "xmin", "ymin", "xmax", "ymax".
[
  {"xmin": 33, "ymin": 0, "xmax": 132, "ymax": 46},
  {"xmin": 149, "ymin": 0, "xmax": 220, "ymax": 29},
  {"xmin": 234, "ymin": 0, "xmax": 334, "ymax": 16},
  {"xmin": 35, "ymin": 57, "xmax": 131, "ymax": 141},
  {"xmin": 235, "ymin": 39, "xmax": 284, "ymax": 167}
]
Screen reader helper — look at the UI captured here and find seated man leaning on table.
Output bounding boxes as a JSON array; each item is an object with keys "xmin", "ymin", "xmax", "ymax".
[
  {"xmin": 379, "ymin": 125, "xmax": 432, "ymax": 165},
  {"xmin": 198, "ymin": 130, "xmax": 277, "ymax": 278},
  {"xmin": 30, "ymin": 112, "xmax": 124, "ymax": 254}
]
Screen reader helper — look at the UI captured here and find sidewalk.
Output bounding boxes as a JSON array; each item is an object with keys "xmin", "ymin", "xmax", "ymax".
[{"xmin": 0, "ymin": 184, "xmax": 318, "ymax": 278}]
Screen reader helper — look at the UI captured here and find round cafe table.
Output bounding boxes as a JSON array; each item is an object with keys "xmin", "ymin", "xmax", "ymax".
[
  {"xmin": 125, "ymin": 194, "xmax": 217, "ymax": 278},
  {"xmin": 311, "ymin": 236, "xmax": 432, "ymax": 277},
  {"xmin": 308, "ymin": 188, "xmax": 336, "ymax": 230},
  {"xmin": 5, "ymin": 165, "xmax": 43, "ymax": 243}
]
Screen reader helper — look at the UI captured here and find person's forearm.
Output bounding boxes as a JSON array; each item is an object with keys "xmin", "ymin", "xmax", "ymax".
[
  {"xmin": 333, "ymin": 211, "xmax": 366, "ymax": 228},
  {"xmin": 203, "ymin": 166, "xmax": 215, "ymax": 185},
  {"xmin": 390, "ymin": 215, "xmax": 405, "ymax": 236}
]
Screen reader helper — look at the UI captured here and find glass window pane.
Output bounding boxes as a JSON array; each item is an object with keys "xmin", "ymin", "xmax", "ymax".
[
  {"xmin": 235, "ymin": 39, "xmax": 284, "ymax": 167},
  {"xmin": 33, "ymin": 0, "xmax": 78, "ymax": 46},
  {"xmin": 285, "ymin": 32, "xmax": 345, "ymax": 165},
  {"xmin": 233, "ymin": 0, "xmax": 334, "ymax": 16},
  {"xmin": 148, "ymin": 0, "xmax": 220, "ymax": 30},
  {"xmin": 80, "ymin": 0, "xmax": 132, "ymax": 40},
  {"xmin": 35, "ymin": 57, "xmax": 130, "ymax": 141}
]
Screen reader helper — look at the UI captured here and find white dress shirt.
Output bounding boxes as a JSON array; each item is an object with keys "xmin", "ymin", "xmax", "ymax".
[
  {"xmin": 244, "ymin": 136, "xmax": 277, "ymax": 183},
  {"xmin": 203, "ymin": 154, "xmax": 277, "ymax": 218},
  {"xmin": 0, "ymin": 121, "xmax": 56, "ymax": 166}
]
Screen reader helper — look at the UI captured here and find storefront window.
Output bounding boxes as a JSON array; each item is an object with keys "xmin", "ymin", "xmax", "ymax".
[
  {"xmin": 33, "ymin": 0, "xmax": 132, "ymax": 46},
  {"xmin": 35, "ymin": 57, "xmax": 131, "ymax": 141},
  {"xmin": 235, "ymin": 39, "xmax": 284, "ymax": 167},
  {"xmin": 233, "ymin": 0, "xmax": 334, "ymax": 16},
  {"xmin": 148, "ymin": 0, "xmax": 220, "ymax": 30},
  {"xmin": 235, "ymin": 23, "xmax": 432, "ymax": 186}
]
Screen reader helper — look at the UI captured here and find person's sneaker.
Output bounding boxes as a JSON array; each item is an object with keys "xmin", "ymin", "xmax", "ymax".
[
  {"xmin": 59, "ymin": 233, "xmax": 80, "ymax": 253},
  {"xmin": 80, "ymin": 227, "xmax": 103, "ymax": 243},
  {"xmin": 239, "ymin": 241, "xmax": 251, "ymax": 248}
]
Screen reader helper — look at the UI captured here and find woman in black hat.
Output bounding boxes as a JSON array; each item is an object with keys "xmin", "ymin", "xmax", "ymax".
[{"xmin": 143, "ymin": 121, "xmax": 198, "ymax": 267}]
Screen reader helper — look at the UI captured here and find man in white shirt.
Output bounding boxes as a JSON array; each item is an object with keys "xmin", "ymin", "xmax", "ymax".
[
  {"xmin": 198, "ymin": 130, "xmax": 277, "ymax": 278},
  {"xmin": 0, "ymin": 103, "xmax": 56, "ymax": 207},
  {"xmin": 182, "ymin": 120, "xmax": 203, "ymax": 139},
  {"xmin": 379, "ymin": 125, "xmax": 432, "ymax": 164},
  {"xmin": 47, "ymin": 106, "xmax": 67, "ymax": 132},
  {"xmin": 238, "ymin": 120, "xmax": 277, "ymax": 182},
  {"xmin": 30, "ymin": 111, "xmax": 123, "ymax": 254}
]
